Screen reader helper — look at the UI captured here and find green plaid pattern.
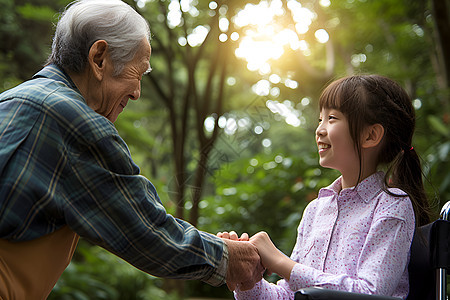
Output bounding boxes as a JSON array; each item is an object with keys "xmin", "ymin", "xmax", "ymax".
[{"xmin": 0, "ymin": 65, "xmax": 225, "ymax": 284}]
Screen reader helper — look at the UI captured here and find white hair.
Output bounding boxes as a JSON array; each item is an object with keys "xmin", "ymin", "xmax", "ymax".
[{"xmin": 47, "ymin": 0, "xmax": 150, "ymax": 75}]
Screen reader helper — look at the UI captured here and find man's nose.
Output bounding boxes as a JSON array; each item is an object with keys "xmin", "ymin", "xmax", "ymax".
[{"xmin": 130, "ymin": 83, "xmax": 141, "ymax": 100}]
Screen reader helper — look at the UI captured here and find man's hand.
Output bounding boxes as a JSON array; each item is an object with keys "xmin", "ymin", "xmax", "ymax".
[{"xmin": 223, "ymin": 238, "xmax": 264, "ymax": 291}]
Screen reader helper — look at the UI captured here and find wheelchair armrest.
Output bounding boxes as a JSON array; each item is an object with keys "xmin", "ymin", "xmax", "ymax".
[{"xmin": 295, "ymin": 287, "xmax": 402, "ymax": 300}]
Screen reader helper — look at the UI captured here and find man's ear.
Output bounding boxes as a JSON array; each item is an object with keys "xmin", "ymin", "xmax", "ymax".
[
  {"xmin": 88, "ymin": 40, "xmax": 108, "ymax": 81},
  {"xmin": 362, "ymin": 123, "xmax": 385, "ymax": 149}
]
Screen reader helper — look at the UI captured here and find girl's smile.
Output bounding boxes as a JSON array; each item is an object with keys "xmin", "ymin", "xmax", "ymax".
[{"xmin": 317, "ymin": 142, "xmax": 331, "ymax": 154}]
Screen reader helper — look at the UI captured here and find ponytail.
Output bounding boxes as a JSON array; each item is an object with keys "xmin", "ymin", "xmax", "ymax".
[{"xmin": 387, "ymin": 148, "xmax": 431, "ymax": 226}]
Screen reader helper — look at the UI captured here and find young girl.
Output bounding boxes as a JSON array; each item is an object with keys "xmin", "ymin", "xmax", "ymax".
[{"xmin": 218, "ymin": 75, "xmax": 432, "ymax": 299}]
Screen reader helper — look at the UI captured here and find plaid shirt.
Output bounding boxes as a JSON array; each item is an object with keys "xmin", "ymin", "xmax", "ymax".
[{"xmin": 0, "ymin": 64, "xmax": 226, "ymax": 285}]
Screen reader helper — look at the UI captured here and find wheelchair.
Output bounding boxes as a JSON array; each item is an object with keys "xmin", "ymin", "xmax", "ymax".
[{"xmin": 295, "ymin": 201, "xmax": 450, "ymax": 300}]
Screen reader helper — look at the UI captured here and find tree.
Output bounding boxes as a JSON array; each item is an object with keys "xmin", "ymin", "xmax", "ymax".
[
  {"xmin": 431, "ymin": 0, "xmax": 450, "ymax": 92},
  {"xmin": 0, "ymin": 0, "xmax": 62, "ymax": 92},
  {"xmin": 134, "ymin": 0, "xmax": 273, "ymax": 227},
  {"xmin": 1, "ymin": 0, "xmax": 449, "ymax": 298}
]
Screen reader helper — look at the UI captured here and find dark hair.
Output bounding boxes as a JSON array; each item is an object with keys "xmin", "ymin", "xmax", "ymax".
[{"xmin": 319, "ymin": 74, "xmax": 431, "ymax": 226}]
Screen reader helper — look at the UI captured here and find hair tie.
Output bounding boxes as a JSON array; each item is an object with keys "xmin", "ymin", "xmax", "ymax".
[{"xmin": 409, "ymin": 146, "xmax": 414, "ymax": 151}]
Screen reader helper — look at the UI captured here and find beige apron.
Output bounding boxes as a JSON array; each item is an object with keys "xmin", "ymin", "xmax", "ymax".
[{"xmin": 0, "ymin": 226, "xmax": 79, "ymax": 300}]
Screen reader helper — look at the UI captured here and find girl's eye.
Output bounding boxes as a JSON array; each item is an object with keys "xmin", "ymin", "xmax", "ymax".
[
  {"xmin": 318, "ymin": 118, "xmax": 322, "ymax": 123},
  {"xmin": 329, "ymin": 115, "xmax": 337, "ymax": 120}
]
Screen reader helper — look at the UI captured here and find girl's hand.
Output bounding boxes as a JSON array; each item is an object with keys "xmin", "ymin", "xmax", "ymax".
[
  {"xmin": 250, "ymin": 231, "xmax": 296, "ymax": 280},
  {"xmin": 217, "ymin": 231, "xmax": 249, "ymax": 241}
]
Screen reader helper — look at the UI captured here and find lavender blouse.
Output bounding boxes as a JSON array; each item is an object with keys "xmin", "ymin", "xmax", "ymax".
[{"xmin": 235, "ymin": 172, "xmax": 415, "ymax": 299}]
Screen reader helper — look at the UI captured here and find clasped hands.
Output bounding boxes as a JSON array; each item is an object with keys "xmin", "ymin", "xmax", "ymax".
[{"xmin": 218, "ymin": 230, "xmax": 296, "ymax": 292}]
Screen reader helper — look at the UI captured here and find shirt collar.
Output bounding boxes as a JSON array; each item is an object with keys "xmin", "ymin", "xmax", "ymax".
[
  {"xmin": 318, "ymin": 171, "xmax": 385, "ymax": 203},
  {"xmin": 33, "ymin": 64, "xmax": 79, "ymax": 92}
]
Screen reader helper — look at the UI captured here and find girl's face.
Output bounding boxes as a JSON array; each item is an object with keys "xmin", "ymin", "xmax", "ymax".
[{"xmin": 316, "ymin": 108, "xmax": 360, "ymax": 178}]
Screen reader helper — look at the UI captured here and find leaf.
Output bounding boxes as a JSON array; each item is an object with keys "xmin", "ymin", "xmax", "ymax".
[
  {"xmin": 16, "ymin": 4, "xmax": 56, "ymax": 22},
  {"xmin": 438, "ymin": 141, "xmax": 450, "ymax": 161},
  {"xmin": 428, "ymin": 115, "xmax": 449, "ymax": 137}
]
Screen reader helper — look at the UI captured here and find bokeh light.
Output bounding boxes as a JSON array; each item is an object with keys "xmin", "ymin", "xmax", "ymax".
[{"xmin": 231, "ymin": 0, "xmax": 323, "ymax": 77}]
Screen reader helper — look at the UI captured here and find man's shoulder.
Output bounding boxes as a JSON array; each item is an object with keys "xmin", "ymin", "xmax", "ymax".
[
  {"xmin": 1, "ymin": 74, "xmax": 81, "ymax": 107},
  {"xmin": 0, "ymin": 75, "xmax": 117, "ymax": 143}
]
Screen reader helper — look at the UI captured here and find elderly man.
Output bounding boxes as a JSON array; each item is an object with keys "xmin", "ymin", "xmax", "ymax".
[{"xmin": 0, "ymin": 1, "xmax": 262, "ymax": 299}]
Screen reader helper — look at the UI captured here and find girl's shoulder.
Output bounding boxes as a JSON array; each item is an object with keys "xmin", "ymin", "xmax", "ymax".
[
  {"xmin": 374, "ymin": 188, "xmax": 414, "ymax": 222},
  {"xmin": 385, "ymin": 187, "xmax": 408, "ymax": 197}
]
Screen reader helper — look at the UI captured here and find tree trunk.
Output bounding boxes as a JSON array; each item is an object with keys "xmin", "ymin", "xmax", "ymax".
[
  {"xmin": 189, "ymin": 140, "xmax": 214, "ymax": 227},
  {"xmin": 431, "ymin": 0, "xmax": 450, "ymax": 92}
]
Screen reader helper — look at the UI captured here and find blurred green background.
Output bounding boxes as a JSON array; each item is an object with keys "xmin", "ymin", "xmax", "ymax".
[{"xmin": 1, "ymin": 0, "xmax": 449, "ymax": 298}]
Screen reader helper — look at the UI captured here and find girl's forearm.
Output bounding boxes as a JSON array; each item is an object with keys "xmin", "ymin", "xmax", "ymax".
[{"xmin": 271, "ymin": 252, "xmax": 297, "ymax": 280}]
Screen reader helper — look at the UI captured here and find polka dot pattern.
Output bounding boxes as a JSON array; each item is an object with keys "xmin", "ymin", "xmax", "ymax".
[{"xmin": 234, "ymin": 172, "xmax": 415, "ymax": 300}]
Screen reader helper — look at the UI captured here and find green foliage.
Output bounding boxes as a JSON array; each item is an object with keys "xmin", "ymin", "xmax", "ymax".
[
  {"xmin": 0, "ymin": 0, "xmax": 65, "ymax": 88},
  {"xmin": 195, "ymin": 107, "xmax": 339, "ymax": 253},
  {"xmin": 200, "ymin": 150, "xmax": 327, "ymax": 252},
  {"xmin": 16, "ymin": 3, "xmax": 56, "ymax": 22},
  {"xmin": 1, "ymin": 0, "xmax": 449, "ymax": 298},
  {"xmin": 423, "ymin": 115, "xmax": 450, "ymax": 206}
]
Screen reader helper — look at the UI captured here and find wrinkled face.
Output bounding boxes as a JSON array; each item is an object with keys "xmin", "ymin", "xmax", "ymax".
[
  {"xmin": 96, "ymin": 39, "xmax": 151, "ymax": 122},
  {"xmin": 316, "ymin": 108, "xmax": 359, "ymax": 176}
]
